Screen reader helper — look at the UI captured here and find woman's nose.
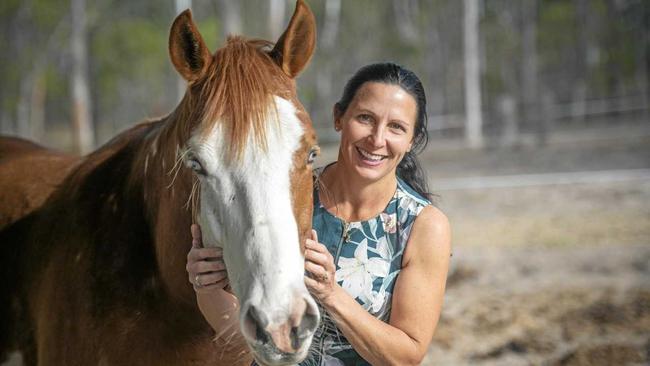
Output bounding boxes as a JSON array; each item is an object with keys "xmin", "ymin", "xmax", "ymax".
[{"xmin": 368, "ymin": 126, "xmax": 385, "ymax": 148}]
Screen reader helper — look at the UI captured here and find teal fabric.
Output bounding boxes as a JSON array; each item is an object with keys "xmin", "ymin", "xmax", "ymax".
[{"xmin": 300, "ymin": 166, "xmax": 431, "ymax": 366}]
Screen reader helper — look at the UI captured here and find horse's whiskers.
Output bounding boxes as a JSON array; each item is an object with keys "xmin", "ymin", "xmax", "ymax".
[
  {"xmin": 166, "ymin": 148, "xmax": 190, "ymax": 189},
  {"xmin": 184, "ymin": 179, "xmax": 200, "ymax": 211}
]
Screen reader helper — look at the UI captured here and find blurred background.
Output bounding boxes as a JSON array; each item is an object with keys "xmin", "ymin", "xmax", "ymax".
[{"xmin": 1, "ymin": 0, "xmax": 648, "ymax": 365}]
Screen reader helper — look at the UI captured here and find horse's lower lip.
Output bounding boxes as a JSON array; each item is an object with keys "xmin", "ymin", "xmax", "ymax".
[{"xmin": 248, "ymin": 338, "xmax": 310, "ymax": 365}]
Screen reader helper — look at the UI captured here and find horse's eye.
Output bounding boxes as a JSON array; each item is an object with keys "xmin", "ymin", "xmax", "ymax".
[
  {"xmin": 307, "ymin": 146, "xmax": 319, "ymax": 165},
  {"xmin": 187, "ymin": 158, "xmax": 206, "ymax": 175}
]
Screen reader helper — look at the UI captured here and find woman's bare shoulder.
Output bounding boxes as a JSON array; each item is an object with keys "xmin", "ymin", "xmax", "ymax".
[{"xmin": 404, "ymin": 205, "xmax": 451, "ymax": 265}]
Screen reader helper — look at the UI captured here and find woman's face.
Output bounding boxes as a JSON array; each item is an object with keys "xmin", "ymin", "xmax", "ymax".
[{"xmin": 336, "ymin": 82, "xmax": 417, "ymax": 183}]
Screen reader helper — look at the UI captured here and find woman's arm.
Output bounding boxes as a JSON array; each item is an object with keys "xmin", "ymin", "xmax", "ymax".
[
  {"xmin": 304, "ymin": 206, "xmax": 451, "ymax": 366},
  {"xmin": 186, "ymin": 225, "xmax": 242, "ymax": 338}
]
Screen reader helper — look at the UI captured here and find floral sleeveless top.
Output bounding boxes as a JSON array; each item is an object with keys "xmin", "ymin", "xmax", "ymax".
[{"xmin": 301, "ymin": 167, "xmax": 431, "ymax": 366}]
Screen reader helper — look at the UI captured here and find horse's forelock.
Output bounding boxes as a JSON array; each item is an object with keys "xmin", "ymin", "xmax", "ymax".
[{"xmin": 173, "ymin": 37, "xmax": 294, "ymax": 162}]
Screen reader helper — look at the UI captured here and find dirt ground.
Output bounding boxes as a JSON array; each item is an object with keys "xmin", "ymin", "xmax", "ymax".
[{"xmin": 415, "ymin": 128, "xmax": 650, "ymax": 365}]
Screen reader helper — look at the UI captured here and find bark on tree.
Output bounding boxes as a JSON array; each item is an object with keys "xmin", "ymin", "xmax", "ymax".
[
  {"xmin": 268, "ymin": 0, "xmax": 285, "ymax": 38},
  {"xmin": 392, "ymin": 0, "xmax": 419, "ymax": 44},
  {"xmin": 175, "ymin": 0, "xmax": 192, "ymax": 102},
  {"xmin": 218, "ymin": 0, "xmax": 242, "ymax": 37},
  {"xmin": 71, "ymin": 0, "xmax": 94, "ymax": 153},
  {"xmin": 520, "ymin": 0, "xmax": 542, "ymax": 146},
  {"xmin": 30, "ymin": 68, "xmax": 46, "ymax": 141},
  {"xmin": 315, "ymin": 0, "xmax": 341, "ymax": 130},
  {"xmin": 572, "ymin": 0, "xmax": 588, "ymax": 123},
  {"xmin": 464, "ymin": 0, "xmax": 483, "ymax": 148}
]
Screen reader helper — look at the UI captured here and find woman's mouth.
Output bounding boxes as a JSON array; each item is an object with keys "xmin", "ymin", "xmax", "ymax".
[{"xmin": 355, "ymin": 146, "xmax": 387, "ymax": 166}]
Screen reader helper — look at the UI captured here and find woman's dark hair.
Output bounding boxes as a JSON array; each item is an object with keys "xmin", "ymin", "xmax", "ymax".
[{"xmin": 335, "ymin": 62, "xmax": 432, "ymax": 200}]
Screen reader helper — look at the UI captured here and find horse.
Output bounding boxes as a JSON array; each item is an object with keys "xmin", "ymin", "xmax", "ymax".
[{"xmin": 0, "ymin": 1, "xmax": 319, "ymax": 365}]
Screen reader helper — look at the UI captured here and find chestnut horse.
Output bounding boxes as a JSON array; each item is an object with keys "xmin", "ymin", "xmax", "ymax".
[{"xmin": 0, "ymin": 1, "xmax": 320, "ymax": 365}]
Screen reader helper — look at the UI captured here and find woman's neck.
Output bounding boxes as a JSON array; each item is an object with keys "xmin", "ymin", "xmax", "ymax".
[{"xmin": 319, "ymin": 161, "xmax": 397, "ymax": 222}]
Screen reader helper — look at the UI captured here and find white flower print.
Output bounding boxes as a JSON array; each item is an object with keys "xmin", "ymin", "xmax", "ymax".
[
  {"xmin": 323, "ymin": 356, "xmax": 346, "ymax": 366},
  {"xmin": 380, "ymin": 212, "xmax": 397, "ymax": 234},
  {"xmin": 366, "ymin": 288, "xmax": 387, "ymax": 313},
  {"xmin": 336, "ymin": 239, "xmax": 390, "ymax": 300}
]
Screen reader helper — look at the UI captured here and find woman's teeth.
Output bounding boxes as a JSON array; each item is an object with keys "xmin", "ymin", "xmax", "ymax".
[{"xmin": 357, "ymin": 147, "xmax": 385, "ymax": 161}]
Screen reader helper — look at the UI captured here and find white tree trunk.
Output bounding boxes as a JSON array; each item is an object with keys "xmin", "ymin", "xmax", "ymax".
[
  {"xmin": 71, "ymin": 0, "xmax": 94, "ymax": 153},
  {"xmin": 316, "ymin": 0, "xmax": 341, "ymax": 116},
  {"xmin": 30, "ymin": 69, "xmax": 47, "ymax": 141},
  {"xmin": 17, "ymin": 71, "xmax": 33, "ymax": 138},
  {"xmin": 175, "ymin": 0, "xmax": 192, "ymax": 101},
  {"xmin": 392, "ymin": 0, "xmax": 419, "ymax": 44},
  {"xmin": 268, "ymin": 0, "xmax": 286, "ymax": 38},
  {"xmin": 218, "ymin": 0, "xmax": 242, "ymax": 37},
  {"xmin": 521, "ymin": 0, "xmax": 541, "ymax": 145},
  {"xmin": 463, "ymin": 0, "xmax": 483, "ymax": 148},
  {"xmin": 321, "ymin": 0, "xmax": 341, "ymax": 49}
]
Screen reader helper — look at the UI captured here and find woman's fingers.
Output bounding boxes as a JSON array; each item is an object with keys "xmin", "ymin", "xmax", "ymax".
[
  {"xmin": 197, "ymin": 271, "xmax": 228, "ymax": 286},
  {"xmin": 303, "ymin": 275, "xmax": 319, "ymax": 290},
  {"xmin": 187, "ymin": 259, "xmax": 226, "ymax": 274},
  {"xmin": 191, "ymin": 224, "xmax": 203, "ymax": 249},
  {"xmin": 194, "ymin": 277, "xmax": 230, "ymax": 293},
  {"xmin": 187, "ymin": 247, "xmax": 223, "ymax": 262},
  {"xmin": 304, "ymin": 260, "xmax": 328, "ymax": 278},
  {"xmin": 304, "ymin": 244, "xmax": 335, "ymax": 274},
  {"xmin": 304, "ymin": 244, "xmax": 329, "ymax": 263}
]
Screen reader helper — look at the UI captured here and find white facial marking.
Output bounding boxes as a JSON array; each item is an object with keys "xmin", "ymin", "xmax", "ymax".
[{"xmin": 189, "ymin": 95, "xmax": 306, "ymax": 307}]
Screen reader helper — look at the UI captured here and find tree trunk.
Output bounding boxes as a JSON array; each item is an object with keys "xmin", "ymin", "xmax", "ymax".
[
  {"xmin": 321, "ymin": 0, "xmax": 341, "ymax": 49},
  {"xmin": 463, "ymin": 0, "xmax": 483, "ymax": 148},
  {"xmin": 268, "ymin": 0, "xmax": 286, "ymax": 38},
  {"xmin": 175, "ymin": 0, "xmax": 192, "ymax": 102},
  {"xmin": 499, "ymin": 95, "xmax": 518, "ymax": 148},
  {"xmin": 392, "ymin": 0, "xmax": 419, "ymax": 44},
  {"xmin": 520, "ymin": 0, "xmax": 541, "ymax": 145},
  {"xmin": 71, "ymin": 0, "xmax": 94, "ymax": 154},
  {"xmin": 217, "ymin": 0, "xmax": 242, "ymax": 37},
  {"xmin": 17, "ymin": 71, "xmax": 33, "ymax": 138},
  {"xmin": 30, "ymin": 69, "xmax": 47, "ymax": 141},
  {"xmin": 315, "ymin": 0, "xmax": 342, "ymax": 133},
  {"xmin": 572, "ymin": 0, "xmax": 588, "ymax": 123}
]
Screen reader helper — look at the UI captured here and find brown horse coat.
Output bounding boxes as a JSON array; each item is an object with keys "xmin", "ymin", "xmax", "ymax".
[{"xmin": 0, "ymin": 1, "xmax": 317, "ymax": 365}]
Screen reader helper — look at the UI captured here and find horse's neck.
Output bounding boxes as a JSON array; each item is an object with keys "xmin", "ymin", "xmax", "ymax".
[{"xmin": 136, "ymin": 116, "xmax": 198, "ymax": 307}]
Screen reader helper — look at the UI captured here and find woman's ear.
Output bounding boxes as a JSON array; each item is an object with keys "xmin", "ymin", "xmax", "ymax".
[{"xmin": 333, "ymin": 104, "xmax": 342, "ymax": 131}]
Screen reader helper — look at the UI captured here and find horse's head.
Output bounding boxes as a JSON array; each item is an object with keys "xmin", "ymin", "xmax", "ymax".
[{"xmin": 168, "ymin": 1, "xmax": 318, "ymax": 364}]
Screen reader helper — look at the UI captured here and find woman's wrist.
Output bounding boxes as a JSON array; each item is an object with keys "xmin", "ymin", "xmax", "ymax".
[{"xmin": 319, "ymin": 283, "xmax": 344, "ymax": 310}]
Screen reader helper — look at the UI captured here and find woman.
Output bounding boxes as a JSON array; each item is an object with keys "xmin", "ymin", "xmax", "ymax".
[{"xmin": 186, "ymin": 62, "xmax": 451, "ymax": 365}]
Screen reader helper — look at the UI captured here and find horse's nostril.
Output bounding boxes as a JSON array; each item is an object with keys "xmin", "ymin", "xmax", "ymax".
[
  {"xmin": 290, "ymin": 312, "xmax": 318, "ymax": 350},
  {"xmin": 298, "ymin": 310, "xmax": 319, "ymax": 338},
  {"xmin": 290, "ymin": 326, "xmax": 300, "ymax": 350},
  {"xmin": 245, "ymin": 305, "xmax": 270, "ymax": 344}
]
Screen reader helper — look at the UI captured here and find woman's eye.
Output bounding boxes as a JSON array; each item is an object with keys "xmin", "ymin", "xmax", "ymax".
[
  {"xmin": 358, "ymin": 114, "xmax": 373, "ymax": 123},
  {"xmin": 389, "ymin": 123, "xmax": 407, "ymax": 132},
  {"xmin": 187, "ymin": 158, "xmax": 206, "ymax": 175},
  {"xmin": 307, "ymin": 147, "xmax": 319, "ymax": 165}
]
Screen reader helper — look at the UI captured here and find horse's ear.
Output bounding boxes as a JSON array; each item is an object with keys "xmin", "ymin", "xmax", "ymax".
[
  {"xmin": 169, "ymin": 9, "xmax": 212, "ymax": 82},
  {"xmin": 271, "ymin": 0, "xmax": 317, "ymax": 78}
]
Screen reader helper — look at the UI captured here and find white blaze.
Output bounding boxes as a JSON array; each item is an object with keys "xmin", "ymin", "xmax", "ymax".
[{"xmin": 188, "ymin": 96, "xmax": 308, "ymax": 324}]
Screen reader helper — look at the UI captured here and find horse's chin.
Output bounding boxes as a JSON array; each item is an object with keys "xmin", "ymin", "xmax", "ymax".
[{"xmin": 248, "ymin": 339, "xmax": 311, "ymax": 366}]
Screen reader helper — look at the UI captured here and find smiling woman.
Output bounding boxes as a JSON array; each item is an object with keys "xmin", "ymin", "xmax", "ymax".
[{"xmin": 188, "ymin": 62, "xmax": 451, "ymax": 366}]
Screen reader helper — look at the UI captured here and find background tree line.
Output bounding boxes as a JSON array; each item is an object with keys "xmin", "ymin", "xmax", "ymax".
[{"xmin": 0, "ymin": 0, "xmax": 647, "ymax": 152}]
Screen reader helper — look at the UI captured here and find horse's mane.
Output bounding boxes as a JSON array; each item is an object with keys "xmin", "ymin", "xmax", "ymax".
[{"xmin": 171, "ymin": 36, "xmax": 292, "ymax": 161}]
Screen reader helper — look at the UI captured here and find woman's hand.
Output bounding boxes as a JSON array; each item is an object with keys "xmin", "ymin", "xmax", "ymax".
[
  {"xmin": 304, "ymin": 229, "xmax": 338, "ymax": 304},
  {"xmin": 186, "ymin": 224, "xmax": 229, "ymax": 293}
]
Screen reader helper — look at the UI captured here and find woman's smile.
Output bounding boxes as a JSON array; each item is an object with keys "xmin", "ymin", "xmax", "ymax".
[{"xmin": 355, "ymin": 146, "xmax": 388, "ymax": 166}]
